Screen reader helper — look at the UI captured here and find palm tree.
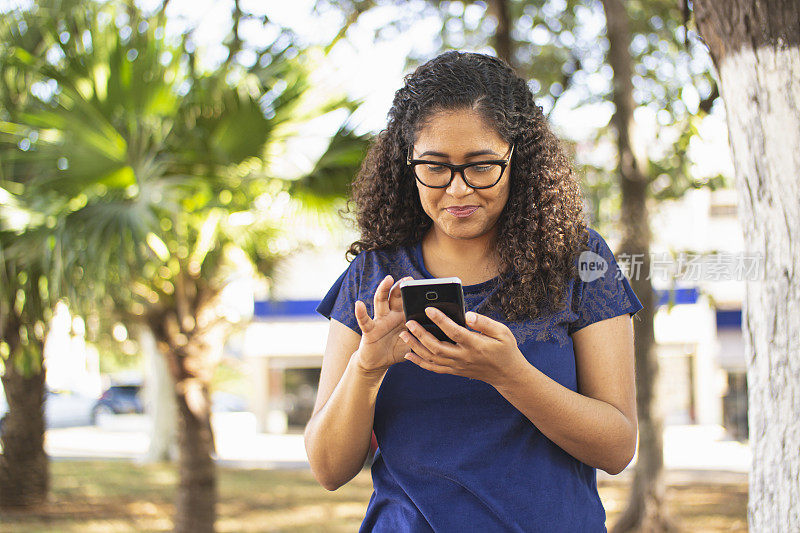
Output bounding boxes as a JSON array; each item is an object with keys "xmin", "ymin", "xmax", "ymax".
[
  {"xmin": 0, "ymin": 5, "xmax": 65, "ymax": 508},
  {"xmin": 2, "ymin": 1, "xmax": 368, "ymax": 529}
]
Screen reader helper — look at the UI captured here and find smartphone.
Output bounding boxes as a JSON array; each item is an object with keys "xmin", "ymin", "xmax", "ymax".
[{"xmin": 399, "ymin": 277, "xmax": 466, "ymax": 343}]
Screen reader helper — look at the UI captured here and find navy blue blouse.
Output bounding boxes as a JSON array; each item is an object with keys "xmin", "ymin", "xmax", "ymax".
[{"xmin": 316, "ymin": 228, "xmax": 643, "ymax": 532}]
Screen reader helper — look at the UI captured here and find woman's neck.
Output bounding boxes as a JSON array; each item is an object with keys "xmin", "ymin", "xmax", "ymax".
[{"xmin": 421, "ymin": 229, "xmax": 500, "ymax": 285}]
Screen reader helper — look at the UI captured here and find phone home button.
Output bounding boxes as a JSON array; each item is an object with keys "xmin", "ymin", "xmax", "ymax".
[{"xmin": 425, "ymin": 291, "xmax": 438, "ymax": 301}]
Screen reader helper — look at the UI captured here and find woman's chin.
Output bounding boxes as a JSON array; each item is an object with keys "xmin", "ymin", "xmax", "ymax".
[{"xmin": 440, "ymin": 225, "xmax": 492, "ymax": 242}]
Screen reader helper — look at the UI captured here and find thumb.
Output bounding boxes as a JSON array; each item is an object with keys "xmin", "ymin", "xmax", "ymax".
[
  {"xmin": 355, "ymin": 300, "xmax": 374, "ymax": 334},
  {"xmin": 465, "ymin": 311, "xmax": 507, "ymax": 339}
]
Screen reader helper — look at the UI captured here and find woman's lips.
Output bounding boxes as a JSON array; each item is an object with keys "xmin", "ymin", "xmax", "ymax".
[{"xmin": 445, "ymin": 206, "xmax": 478, "ymax": 218}]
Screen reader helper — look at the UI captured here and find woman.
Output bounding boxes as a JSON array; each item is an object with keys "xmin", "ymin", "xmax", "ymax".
[{"xmin": 304, "ymin": 51, "xmax": 643, "ymax": 532}]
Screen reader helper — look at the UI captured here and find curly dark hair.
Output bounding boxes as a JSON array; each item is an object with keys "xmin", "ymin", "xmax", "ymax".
[{"xmin": 346, "ymin": 51, "xmax": 590, "ymax": 321}]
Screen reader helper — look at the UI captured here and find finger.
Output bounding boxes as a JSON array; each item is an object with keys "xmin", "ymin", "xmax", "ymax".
[
  {"xmin": 464, "ymin": 311, "xmax": 510, "ymax": 340},
  {"xmin": 388, "ymin": 277, "xmax": 409, "ymax": 300},
  {"xmin": 388, "ymin": 276, "xmax": 411, "ymax": 312},
  {"xmin": 373, "ymin": 275, "xmax": 394, "ymax": 317},
  {"xmin": 404, "ymin": 352, "xmax": 451, "ymax": 374},
  {"xmin": 354, "ymin": 300, "xmax": 374, "ymax": 334},
  {"xmin": 424, "ymin": 307, "xmax": 471, "ymax": 345},
  {"xmin": 399, "ymin": 330, "xmax": 445, "ymax": 363},
  {"xmin": 404, "ymin": 320, "xmax": 456, "ymax": 360}
]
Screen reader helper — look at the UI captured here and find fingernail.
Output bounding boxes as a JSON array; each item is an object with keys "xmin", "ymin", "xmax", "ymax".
[
  {"xmin": 399, "ymin": 332, "xmax": 409, "ymax": 342},
  {"xmin": 466, "ymin": 312, "xmax": 477, "ymax": 324}
]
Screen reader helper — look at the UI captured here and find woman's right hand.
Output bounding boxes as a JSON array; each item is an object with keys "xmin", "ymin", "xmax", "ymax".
[{"xmin": 354, "ymin": 275, "xmax": 412, "ymax": 374}]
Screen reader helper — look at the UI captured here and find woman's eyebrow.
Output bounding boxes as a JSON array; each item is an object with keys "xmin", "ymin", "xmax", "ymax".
[{"xmin": 417, "ymin": 149, "xmax": 500, "ymax": 158}]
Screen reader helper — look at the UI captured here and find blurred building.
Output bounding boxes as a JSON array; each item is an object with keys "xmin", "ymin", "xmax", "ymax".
[
  {"xmin": 243, "ymin": 187, "xmax": 749, "ymax": 441},
  {"xmin": 43, "ymin": 301, "xmax": 102, "ymax": 398},
  {"xmin": 242, "ymin": 242, "xmax": 353, "ymax": 434},
  {"xmin": 648, "ymin": 187, "xmax": 749, "ymax": 441}
]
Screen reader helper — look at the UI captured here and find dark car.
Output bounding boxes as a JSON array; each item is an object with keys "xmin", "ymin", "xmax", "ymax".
[{"xmin": 92, "ymin": 384, "xmax": 144, "ymax": 423}]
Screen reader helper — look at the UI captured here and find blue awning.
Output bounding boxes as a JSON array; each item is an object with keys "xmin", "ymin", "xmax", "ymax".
[
  {"xmin": 715, "ymin": 309, "xmax": 742, "ymax": 329},
  {"xmin": 254, "ymin": 300, "xmax": 320, "ymax": 318},
  {"xmin": 655, "ymin": 287, "xmax": 700, "ymax": 306}
]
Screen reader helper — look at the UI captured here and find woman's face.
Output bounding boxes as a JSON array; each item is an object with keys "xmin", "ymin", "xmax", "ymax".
[{"xmin": 411, "ymin": 108, "xmax": 512, "ymax": 244}]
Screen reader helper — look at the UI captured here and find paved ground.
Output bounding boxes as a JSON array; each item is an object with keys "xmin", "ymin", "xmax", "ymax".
[{"xmin": 43, "ymin": 414, "xmax": 750, "ymax": 481}]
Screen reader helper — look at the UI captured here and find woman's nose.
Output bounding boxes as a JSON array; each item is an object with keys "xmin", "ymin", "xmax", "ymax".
[{"xmin": 446, "ymin": 170, "xmax": 474, "ymax": 196}]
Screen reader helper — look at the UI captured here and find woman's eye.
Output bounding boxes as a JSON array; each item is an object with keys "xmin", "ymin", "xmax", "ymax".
[
  {"xmin": 424, "ymin": 164, "xmax": 447, "ymax": 173},
  {"xmin": 473, "ymin": 165, "xmax": 493, "ymax": 172}
]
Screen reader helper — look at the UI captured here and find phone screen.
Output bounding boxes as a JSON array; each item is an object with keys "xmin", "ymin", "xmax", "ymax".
[{"xmin": 401, "ymin": 280, "xmax": 466, "ymax": 343}]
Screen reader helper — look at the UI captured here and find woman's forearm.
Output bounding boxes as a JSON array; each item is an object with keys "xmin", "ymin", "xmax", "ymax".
[
  {"xmin": 304, "ymin": 352, "xmax": 387, "ymax": 490},
  {"xmin": 493, "ymin": 358, "xmax": 636, "ymax": 475}
]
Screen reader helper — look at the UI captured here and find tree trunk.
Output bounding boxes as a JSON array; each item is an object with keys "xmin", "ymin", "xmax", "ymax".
[
  {"xmin": 147, "ymin": 280, "xmax": 225, "ymax": 533},
  {"xmin": 600, "ymin": 0, "xmax": 678, "ymax": 531},
  {"xmin": 139, "ymin": 325, "xmax": 179, "ymax": 463},
  {"xmin": 174, "ymin": 382, "xmax": 216, "ymax": 533},
  {"xmin": 693, "ymin": 2, "xmax": 800, "ymax": 530},
  {"xmin": 0, "ymin": 316, "xmax": 48, "ymax": 509},
  {"xmin": 154, "ymin": 330, "xmax": 218, "ymax": 533},
  {"xmin": 487, "ymin": 0, "xmax": 513, "ymax": 68}
]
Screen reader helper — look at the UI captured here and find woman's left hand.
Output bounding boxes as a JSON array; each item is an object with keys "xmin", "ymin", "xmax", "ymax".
[{"xmin": 400, "ymin": 308, "xmax": 528, "ymax": 388}]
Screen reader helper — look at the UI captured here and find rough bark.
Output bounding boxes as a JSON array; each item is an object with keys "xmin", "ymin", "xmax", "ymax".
[
  {"xmin": 694, "ymin": 2, "xmax": 800, "ymax": 530},
  {"xmin": 0, "ymin": 314, "xmax": 49, "ymax": 509},
  {"xmin": 600, "ymin": 0, "xmax": 678, "ymax": 531}
]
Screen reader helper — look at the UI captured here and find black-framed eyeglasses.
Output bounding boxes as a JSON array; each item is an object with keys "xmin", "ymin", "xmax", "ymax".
[{"xmin": 406, "ymin": 144, "xmax": 514, "ymax": 189}]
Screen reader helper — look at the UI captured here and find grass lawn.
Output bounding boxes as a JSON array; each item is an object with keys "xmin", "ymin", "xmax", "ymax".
[{"xmin": 0, "ymin": 461, "xmax": 747, "ymax": 532}]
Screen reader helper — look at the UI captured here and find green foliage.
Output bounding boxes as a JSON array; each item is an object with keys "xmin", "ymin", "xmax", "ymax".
[
  {"xmin": 0, "ymin": 10, "xmax": 59, "ymax": 377},
  {"xmin": 0, "ymin": 3, "xmax": 373, "ymax": 412},
  {"xmin": 1, "ymin": 0, "xmax": 371, "ymax": 340},
  {"xmin": 289, "ymin": 121, "xmax": 371, "ymax": 203}
]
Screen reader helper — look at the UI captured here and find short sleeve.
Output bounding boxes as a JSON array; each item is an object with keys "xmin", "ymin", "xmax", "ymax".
[
  {"xmin": 316, "ymin": 254, "xmax": 364, "ymax": 335},
  {"xmin": 568, "ymin": 229, "xmax": 644, "ymax": 336}
]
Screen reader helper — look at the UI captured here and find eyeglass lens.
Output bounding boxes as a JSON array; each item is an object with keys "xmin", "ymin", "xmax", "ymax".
[{"xmin": 413, "ymin": 162, "xmax": 504, "ymax": 188}]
